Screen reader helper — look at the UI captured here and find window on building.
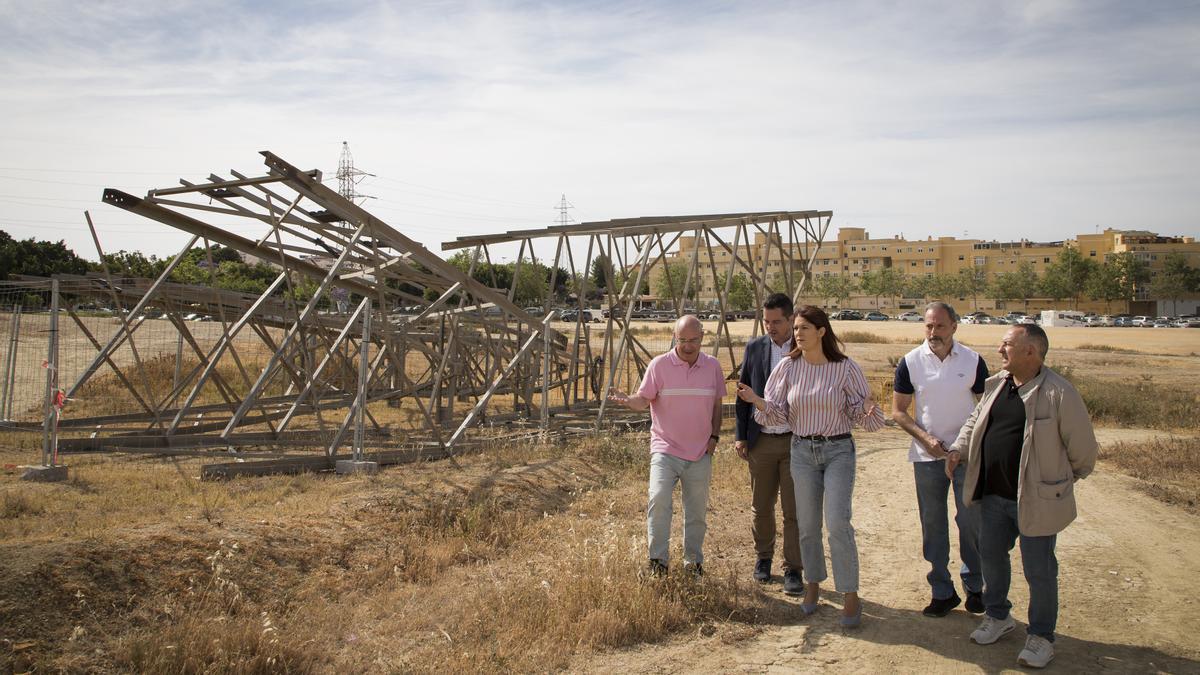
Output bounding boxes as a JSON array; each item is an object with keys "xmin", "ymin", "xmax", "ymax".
[
  {"xmin": 925, "ymin": 260, "xmax": 935, "ymax": 267},
  {"xmin": 958, "ymin": 255, "xmax": 964, "ymax": 261},
  {"xmin": 1089, "ymin": 251, "xmax": 1096, "ymax": 257},
  {"xmin": 1043, "ymin": 257, "xmax": 1050, "ymax": 263},
  {"xmin": 910, "ymin": 261, "xmax": 917, "ymax": 267}
]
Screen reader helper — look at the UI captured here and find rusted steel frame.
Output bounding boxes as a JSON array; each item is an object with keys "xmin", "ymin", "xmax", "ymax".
[
  {"xmin": 718, "ymin": 222, "xmax": 747, "ymax": 367},
  {"xmin": 325, "ymin": 342, "xmax": 389, "ymax": 456},
  {"xmin": 84, "ymin": 212, "xmax": 166, "ymax": 426},
  {"xmin": 101, "ymin": 189, "xmax": 377, "ymax": 300},
  {"xmin": 445, "ymin": 314, "xmax": 551, "ymax": 449},
  {"xmin": 651, "ymin": 231, "xmax": 685, "ymax": 314},
  {"xmin": 684, "ymin": 228, "xmax": 702, "ymax": 314},
  {"xmin": 145, "ymin": 197, "xmax": 315, "ymax": 234},
  {"xmin": 441, "ymin": 211, "xmax": 831, "ymax": 250},
  {"xmin": 260, "ymin": 151, "xmax": 548, "ymax": 337},
  {"xmin": 701, "ymin": 229, "xmax": 732, "ymax": 356},
  {"xmin": 220, "ymin": 223, "xmax": 366, "ymax": 439},
  {"xmin": 227, "ymin": 168, "xmax": 342, "ymax": 233},
  {"xmin": 253, "ymin": 191, "xmax": 308, "ymax": 248},
  {"xmin": 149, "ymin": 171, "xmax": 317, "ymax": 197},
  {"xmin": 162, "ymin": 313, "xmax": 251, "ymax": 428},
  {"xmin": 166, "ymin": 273, "xmax": 288, "ymax": 435},
  {"xmin": 596, "ymin": 233, "xmax": 655, "ymax": 426},
  {"xmin": 66, "ymin": 234, "xmax": 201, "ymax": 399},
  {"xmin": 64, "ymin": 307, "xmax": 159, "ymax": 419},
  {"xmin": 276, "ymin": 297, "xmax": 369, "ymax": 433}
]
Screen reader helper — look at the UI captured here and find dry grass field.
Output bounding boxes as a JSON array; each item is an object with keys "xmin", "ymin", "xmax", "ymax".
[{"xmin": 1, "ymin": 320, "xmax": 1198, "ymax": 673}]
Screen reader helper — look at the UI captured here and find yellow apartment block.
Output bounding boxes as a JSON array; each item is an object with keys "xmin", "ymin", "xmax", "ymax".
[{"xmin": 657, "ymin": 227, "xmax": 1200, "ymax": 316}]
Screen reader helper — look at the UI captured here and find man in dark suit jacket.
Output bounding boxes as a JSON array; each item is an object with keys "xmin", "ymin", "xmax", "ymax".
[{"xmin": 734, "ymin": 292, "xmax": 802, "ymax": 594}]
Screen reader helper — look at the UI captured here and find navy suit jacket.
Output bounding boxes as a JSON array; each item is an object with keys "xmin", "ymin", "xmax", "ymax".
[{"xmin": 735, "ymin": 335, "xmax": 788, "ymax": 449}]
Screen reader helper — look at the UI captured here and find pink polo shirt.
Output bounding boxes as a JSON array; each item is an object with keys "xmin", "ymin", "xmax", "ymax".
[{"xmin": 636, "ymin": 349, "xmax": 726, "ymax": 461}]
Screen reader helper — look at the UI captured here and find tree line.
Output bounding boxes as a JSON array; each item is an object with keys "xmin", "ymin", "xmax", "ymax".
[
  {"xmin": 3, "ymin": 232, "xmax": 1196, "ymax": 313},
  {"xmin": 809, "ymin": 248, "xmax": 1199, "ymax": 313}
]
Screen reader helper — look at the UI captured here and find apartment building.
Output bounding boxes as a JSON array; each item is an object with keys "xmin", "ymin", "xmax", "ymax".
[{"xmin": 660, "ymin": 227, "xmax": 1200, "ymax": 315}]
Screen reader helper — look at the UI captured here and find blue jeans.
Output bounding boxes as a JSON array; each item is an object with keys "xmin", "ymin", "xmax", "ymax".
[
  {"xmin": 647, "ymin": 452, "xmax": 712, "ymax": 565},
  {"xmin": 979, "ymin": 495, "xmax": 1059, "ymax": 641},
  {"xmin": 914, "ymin": 460, "xmax": 983, "ymax": 599},
  {"xmin": 790, "ymin": 436, "xmax": 858, "ymax": 593}
]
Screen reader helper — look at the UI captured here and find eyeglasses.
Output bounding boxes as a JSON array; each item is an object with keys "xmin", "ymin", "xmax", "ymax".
[{"xmin": 675, "ymin": 337, "xmax": 702, "ymax": 345}]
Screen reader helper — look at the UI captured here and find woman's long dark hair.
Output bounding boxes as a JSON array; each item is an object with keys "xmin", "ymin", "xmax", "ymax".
[{"xmin": 788, "ymin": 305, "xmax": 847, "ymax": 363}]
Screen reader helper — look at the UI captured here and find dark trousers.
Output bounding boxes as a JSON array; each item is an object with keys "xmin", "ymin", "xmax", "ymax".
[
  {"xmin": 980, "ymin": 495, "xmax": 1059, "ymax": 641},
  {"xmin": 748, "ymin": 432, "xmax": 802, "ymax": 571}
]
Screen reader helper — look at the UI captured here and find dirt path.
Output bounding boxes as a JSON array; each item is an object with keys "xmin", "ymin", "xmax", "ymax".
[{"xmin": 576, "ymin": 427, "xmax": 1200, "ymax": 673}]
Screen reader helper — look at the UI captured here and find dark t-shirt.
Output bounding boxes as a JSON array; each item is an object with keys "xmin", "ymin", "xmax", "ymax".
[{"xmin": 978, "ymin": 376, "xmax": 1026, "ymax": 500}]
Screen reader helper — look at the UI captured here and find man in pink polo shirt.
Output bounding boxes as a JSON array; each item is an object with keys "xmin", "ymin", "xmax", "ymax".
[{"xmin": 608, "ymin": 314, "xmax": 726, "ymax": 576}]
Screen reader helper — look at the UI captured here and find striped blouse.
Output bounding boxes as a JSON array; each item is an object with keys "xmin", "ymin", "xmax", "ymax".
[{"xmin": 752, "ymin": 355, "xmax": 886, "ymax": 437}]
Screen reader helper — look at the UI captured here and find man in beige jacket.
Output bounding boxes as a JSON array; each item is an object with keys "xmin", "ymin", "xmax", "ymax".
[{"xmin": 945, "ymin": 323, "xmax": 1097, "ymax": 669}]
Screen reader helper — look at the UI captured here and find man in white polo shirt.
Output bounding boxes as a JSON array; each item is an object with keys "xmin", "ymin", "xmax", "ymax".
[
  {"xmin": 892, "ymin": 301, "xmax": 989, "ymax": 617},
  {"xmin": 608, "ymin": 315, "xmax": 725, "ymax": 576}
]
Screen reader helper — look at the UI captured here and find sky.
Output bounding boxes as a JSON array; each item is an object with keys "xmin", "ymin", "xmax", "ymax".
[{"xmin": 1, "ymin": 0, "xmax": 1198, "ymax": 265}]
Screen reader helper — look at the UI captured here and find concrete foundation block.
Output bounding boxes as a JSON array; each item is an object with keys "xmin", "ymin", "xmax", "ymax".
[
  {"xmin": 21, "ymin": 464, "xmax": 69, "ymax": 482},
  {"xmin": 335, "ymin": 459, "xmax": 379, "ymax": 475}
]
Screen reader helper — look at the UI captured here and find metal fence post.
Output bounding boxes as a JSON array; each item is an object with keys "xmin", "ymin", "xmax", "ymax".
[
  {"xmin": 1, "ymin": 305, "xmax": 21, "ymax": 420},
  {"xmin": 41, "ymin": 279, "xmax": 60, "ymax": 466},
  {"xmin": 353, "ymin": 298, "xmax": 372, "ymax": 462}
]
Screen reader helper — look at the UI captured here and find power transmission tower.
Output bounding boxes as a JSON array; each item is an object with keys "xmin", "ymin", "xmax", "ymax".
[
  {"xmin": 336, "ymin": 141, "xmax": 375, "ymax": 204},
  {"xmin": 554, "ymin": 194, "xmax": 575, "ymax": 227}
]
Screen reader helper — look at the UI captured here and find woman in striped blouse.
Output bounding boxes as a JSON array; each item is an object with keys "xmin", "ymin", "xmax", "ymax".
[{"xmin": 737, "ymin": 305, "xmax": 885, "ymax": 627}]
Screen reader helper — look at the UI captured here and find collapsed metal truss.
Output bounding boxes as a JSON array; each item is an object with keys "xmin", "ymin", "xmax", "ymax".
[{"xmin": 25, "ymin": 151, "xmax": 830, "ymax": 458}]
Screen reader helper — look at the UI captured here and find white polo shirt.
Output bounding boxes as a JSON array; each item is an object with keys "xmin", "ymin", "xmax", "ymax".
[{"xmin": 893, "ymin": 340, "xmax": 988, "ymax": 462}]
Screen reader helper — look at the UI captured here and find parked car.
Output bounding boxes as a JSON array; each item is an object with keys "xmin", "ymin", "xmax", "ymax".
[
  {"xmin": 897, "ymin": 311, "xmax": 922, "ymax": 322},
  {"xmin": 558, "ymin": 309, "xmax": 597, "ymax": 323},
  {"xmin": 1016, "ymin": 315, "xmax": 1038, "ymax": 325},
  {"xmin": 831, "ymin": 310, "xmax": 862, "ymax": 321},
  {"xmin": 1130, "ymin": 315, "xmax": 1153, "ymax": 327},
  {"xmin": 961, "ymin": 315, "xmax": 979, "ymax": 324},
  {"xmin": 864, "ymin": 311, "xmax": 889, "ymax": 321}
]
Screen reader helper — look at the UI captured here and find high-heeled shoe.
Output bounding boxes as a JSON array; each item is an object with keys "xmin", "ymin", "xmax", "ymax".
[
  {"xmin": 800, "ymin": 601, "xmax": 819, "ymax": 616},
  {"xmin": 840, "ymin": 603, "xmax": 863, "ymax": 628}
]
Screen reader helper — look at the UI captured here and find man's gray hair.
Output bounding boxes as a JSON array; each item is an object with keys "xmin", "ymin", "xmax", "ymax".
[
  {"xmin": 1014, "ymin": 323, "xmax": 1049, "ymax": 359},
  {"xmin": 924, "ymin": 301, "xmax": 959, "ymax": 323}
]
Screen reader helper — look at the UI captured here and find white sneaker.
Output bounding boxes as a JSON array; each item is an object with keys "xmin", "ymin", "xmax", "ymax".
[
  {"xmin": 970, "ymin": 615, "xmax": 1016, "ymax": 644},
  {"xmin": 1017, "ymin": 634, "xmax": 1054, "ymax": 668}
]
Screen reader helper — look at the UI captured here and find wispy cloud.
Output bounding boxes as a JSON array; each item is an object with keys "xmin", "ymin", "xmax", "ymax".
[{"xmin": 0, "ymin": 0, "xmax": 1197, "ymax": 258}]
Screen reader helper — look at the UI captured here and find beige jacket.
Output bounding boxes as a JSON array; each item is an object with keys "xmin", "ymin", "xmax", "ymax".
[{"xmin": 951, "ymin": 366, "xmax": 1098, "ymax": 537}]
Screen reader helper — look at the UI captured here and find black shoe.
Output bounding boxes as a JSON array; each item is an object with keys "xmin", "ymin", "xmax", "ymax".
[
  {"xmin": 753, "ymin": 558, "xmax": 771, "ymax": 582},
  {"xmin": 965, "ymin": 590, "xmax": 985, "ymax": 614},
  {"xmin": 922, "ymin": 593, "xmax": 962, "ymax": 617},
  {"xmin": 782, "ymin": 569, "xmax": 803, "ymax": 596},
  {"xmin": 648, "ymin": 559, "xmax": 668, "ymax": 578}
]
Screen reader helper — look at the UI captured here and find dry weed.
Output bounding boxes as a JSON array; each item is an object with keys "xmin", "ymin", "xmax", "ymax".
[{"xmin": 1100, "ymin": 436, "xmax": 1200, "ymax": 511}]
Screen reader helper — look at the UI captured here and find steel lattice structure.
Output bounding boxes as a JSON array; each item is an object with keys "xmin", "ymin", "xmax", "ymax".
[{"xmin": 18, "ymin": 151, "xmax": 831, "ymax": 467}]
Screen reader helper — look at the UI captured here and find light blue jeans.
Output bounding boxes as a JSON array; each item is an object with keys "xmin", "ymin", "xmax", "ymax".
[
  {"xmin": 914, "ymin": 459, "xmax": 983, "ymax": 599},
  {"xmin": 791, "ymin": 436, "xmax": 859, "ymax": 592},
  {"xmin": 647, "ymin": 451, "xmax": 712, "ymax": 565}
]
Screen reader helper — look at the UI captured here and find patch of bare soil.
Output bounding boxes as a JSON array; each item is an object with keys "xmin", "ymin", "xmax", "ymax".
[{"xmin": 573, "ymin": 427, "xmax": 1200, "ymax": 673}]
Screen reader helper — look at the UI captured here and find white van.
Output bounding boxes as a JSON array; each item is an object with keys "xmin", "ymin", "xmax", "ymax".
[{"xmin": 1040, "ymin": 310, "xmax": 1087, "ymax": 327}]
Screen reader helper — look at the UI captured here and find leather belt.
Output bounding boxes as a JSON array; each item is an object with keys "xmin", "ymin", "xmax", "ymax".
[
  {"xmin": 796, "ymin": 433, "xmax": 852, "ymax": 442},
  {"xmin": 761, "ymin": 431, "xmax": 793, "ymax": 436}
]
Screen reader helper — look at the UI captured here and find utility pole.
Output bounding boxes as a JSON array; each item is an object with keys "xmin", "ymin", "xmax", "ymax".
[
  {"xmin": 336, "ymin": 141, "xmax": 375, "ymax": 205},
  {"xmin": 555, "ymin": 194, "xmax": 575, "ymax": 227}
]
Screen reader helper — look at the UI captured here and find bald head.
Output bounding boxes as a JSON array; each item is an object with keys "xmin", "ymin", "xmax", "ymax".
[
  {"xmin": 673, "ymin": 314, "xmax": 703, "ymax": 364},
  {"xmin": 675, "ymin": 314, "xmax": 702, "ymax": 334}
]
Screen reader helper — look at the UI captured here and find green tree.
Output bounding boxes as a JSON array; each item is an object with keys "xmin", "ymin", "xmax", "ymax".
[
  {"xmin": 1040, "ymin": 247, "xmax": 1097, "ymax": 309},
  {"xmin": 1154, "ymin": 252, "xmax": 1198, "ymax": 315},
  {"xmin": 860, "ymin": 268, "xmax": 906, "ymax": 310},
  {"xmin": 1106, "ymin": 251, "xmax": 1151, "ymax": 305},
  {"xmin": 990, "ymin": 262, "xmax": 1040, "ymax": 313},
  {"xmin": 926, "ymin": 274, "xmax": 965, "ymax": 303},
  {"xmin": 1084, "ymin": 263, "xmax": 1124, "ymax": 313},
  {"xmin": 956, "ymin": 267, "xmax": 989, "ymax": 311},
  {"xmin": 653, "ymin": 261, "xmax": 697, "ymax": 303},
  {"xmin": 716, "ymin": 271, "xmax": 755, "ymax": 311},
  {"xmin": 589, "ymin": 254, "xmax": 614, "ymax": 290},
  {"xmin": 811, "ymin": 274, "xmax": 857, "ymax": 308},
  {"xmin": 0, "ymin": 230, "xmax": 90, "ymax": 279}
]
